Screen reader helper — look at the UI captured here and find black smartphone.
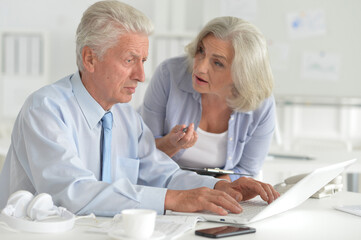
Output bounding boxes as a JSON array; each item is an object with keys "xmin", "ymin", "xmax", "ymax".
[{"xmin": 195, "ymin": 225, "xmax": 256, "ymax": 238}]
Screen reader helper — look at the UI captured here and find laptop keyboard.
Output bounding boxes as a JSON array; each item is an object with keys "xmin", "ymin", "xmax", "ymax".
[{"xmin": 228, "ymin": 199, "xmax": 268, "ymax": 219}]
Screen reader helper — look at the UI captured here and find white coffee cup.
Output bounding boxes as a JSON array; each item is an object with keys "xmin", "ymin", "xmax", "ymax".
[{"xmin": 121, "ymin": 209, "xmax": 157, "ymax": 239}]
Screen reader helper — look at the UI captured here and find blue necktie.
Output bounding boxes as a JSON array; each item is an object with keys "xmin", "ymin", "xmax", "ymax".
[{"xmin": 101, "ymin": 112, "xmax": 113, "ymax": 183}]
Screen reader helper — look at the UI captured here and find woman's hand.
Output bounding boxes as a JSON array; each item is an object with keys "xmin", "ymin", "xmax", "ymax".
[{"xmin": 155, "ymin": 123, "xmax": 198, "ymax": 157}]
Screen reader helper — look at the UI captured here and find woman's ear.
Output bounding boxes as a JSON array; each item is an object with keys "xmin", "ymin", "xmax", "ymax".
[{"xmin": 82, "ymin": 46, "xmax": 97, "ymax": 72}]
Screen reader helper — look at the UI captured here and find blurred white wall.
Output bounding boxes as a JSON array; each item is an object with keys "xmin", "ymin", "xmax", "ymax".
[
  {"xmin": 0, "ymin": 0, "xmax": 158, "ymax": 80},
  {"xmin": 0, "ymin": 0, "xmax": 160, "ymax": 163},
  {"xmin": 1, "ymin": 0, "xmax": 361, "ymax": 160},
  {"xmin": 0, "ymin": 0, "xmax": 198, "ymax": 117}
]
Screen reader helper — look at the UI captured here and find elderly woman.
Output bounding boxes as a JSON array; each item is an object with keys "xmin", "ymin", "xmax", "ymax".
[{"xmin": 139, "ymin": 16, "xmax": 274, "ymax": 182}]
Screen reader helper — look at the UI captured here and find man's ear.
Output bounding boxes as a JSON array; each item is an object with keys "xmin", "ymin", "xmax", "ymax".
[{"xmin": 82, "ymin": 46, "xmax": 97, "ymax": 72}]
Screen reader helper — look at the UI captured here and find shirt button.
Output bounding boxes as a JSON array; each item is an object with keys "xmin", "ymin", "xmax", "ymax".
[
  {"xmin": 230, "ymin": 117, "xmax": 234, "ymax": 121},
  {"xmin": 228, "ymin": 157, "xmax": 232, "ymax": 160},
  {"xmin": 229, "ymin": 137, "xmax": 233, "ymax": 141}
]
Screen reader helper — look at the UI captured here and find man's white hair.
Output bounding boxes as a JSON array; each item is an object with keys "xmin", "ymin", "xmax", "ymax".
[{"xmin": 76, "ymin": 0, "xmax": 153, "ymax": 71}]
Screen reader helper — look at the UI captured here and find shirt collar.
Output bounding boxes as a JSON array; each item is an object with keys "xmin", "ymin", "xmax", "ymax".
[{"xmin": 70, "ymin": 71, "xmax": 107, "ymax": 129}]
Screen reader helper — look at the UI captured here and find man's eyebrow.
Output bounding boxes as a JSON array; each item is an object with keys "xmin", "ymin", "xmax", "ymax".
[
  {"xmin": 130, "ymin": 52, "xmax": 147, "ymax": 60},
  {"xmin": 130, "ymin": 52, "xmax": 140, "ymax": 58}
]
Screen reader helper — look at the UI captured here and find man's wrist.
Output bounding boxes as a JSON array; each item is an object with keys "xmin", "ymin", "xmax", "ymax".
[{"xmin": 164, "ymin": 189, "xmax": 178, "ymax": 211}]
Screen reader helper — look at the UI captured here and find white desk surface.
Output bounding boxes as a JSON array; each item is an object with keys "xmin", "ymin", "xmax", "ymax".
[
  {"xmin": 266, "ymin": 149, "xmax": 361, "ymax": 171},
  {"xmin": 262, "ymin": 149, "xmax": 361, "ymax": 185},
  {"xmin": 1, "ymin": 191, "xmax": 360, "ymax": 240}
]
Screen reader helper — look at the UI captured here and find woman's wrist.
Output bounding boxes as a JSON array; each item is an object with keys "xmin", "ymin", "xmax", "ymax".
[{"xmin": 155, "ymin": 135, "xmax": 181, "ymax": 157}]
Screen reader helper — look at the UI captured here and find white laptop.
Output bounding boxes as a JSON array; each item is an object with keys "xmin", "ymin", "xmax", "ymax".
[{"xmin": 169, "ymin": 158, "xmax": 356, "ymax": 224}]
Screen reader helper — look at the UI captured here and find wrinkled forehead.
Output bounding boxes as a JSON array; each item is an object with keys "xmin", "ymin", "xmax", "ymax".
[{"xmin": 113, "ymin": 32, "xmax": 149, "ymax": 57}]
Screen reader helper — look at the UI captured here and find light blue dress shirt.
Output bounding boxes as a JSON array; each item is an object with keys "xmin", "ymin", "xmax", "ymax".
[
  {"xmin": 139, "ymin": 56, "xmax": 276, "ymax": 181},
  {"xmin": 0, "ymin": 71, "xmax": 220, "ymax": 216}
]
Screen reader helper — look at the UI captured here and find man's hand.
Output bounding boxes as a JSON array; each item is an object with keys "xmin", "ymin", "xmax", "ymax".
[
  {"xmin": 155, "ymin": 123, "xmax": 198, "ymax": 157},
  {"xmin": 165, "ymin": 187, "xmax": 242, "ymax": 215},
  {"xmin": 215, "ymin": 177, "xmax": 280, "ymax": 204},
  {"xmin": 164, "ymin": 178, "xmax": 279, "ymax": 216}
]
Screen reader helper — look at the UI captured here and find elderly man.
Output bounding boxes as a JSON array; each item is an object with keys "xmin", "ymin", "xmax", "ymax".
[{"xmin": 0, "ymin": 0, "xmax": 278, "ymax": 216}]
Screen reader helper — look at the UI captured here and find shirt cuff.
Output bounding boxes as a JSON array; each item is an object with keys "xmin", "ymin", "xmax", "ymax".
[
  {"xmin": 138, "ymin": 186, "xmax": 168, "ymax": 215},
  {"xmin": 205, "ymin": 177, "xmax": 224, "ymax": 189},
  {"xmin": 229, "ymin": 168, "xmax": 245, "ymax": 182},
  {"xmin": 230, "ymin": 174, "xmax": 241, "ymax": 182}
]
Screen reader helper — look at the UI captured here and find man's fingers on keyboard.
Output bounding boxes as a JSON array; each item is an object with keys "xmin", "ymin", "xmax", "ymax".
[{"xmin": 212, "ymin": 191, "xmax": 242, "ymax": 214}]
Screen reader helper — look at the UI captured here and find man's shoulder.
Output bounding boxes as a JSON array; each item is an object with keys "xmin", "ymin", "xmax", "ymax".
[{"xmin": 25, "ymin": 74, "xmax": 74, "ymax": 109}]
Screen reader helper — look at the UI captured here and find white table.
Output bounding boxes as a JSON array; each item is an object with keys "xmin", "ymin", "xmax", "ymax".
[
  {"xmin": 262, "ymin": 149, "xmax": 361, "ymax": 186},
  {"xmin": 1, "ymin": 191, "xmax": 360, "ymax": 240},
  {"xmin": 186, "ymin": 191, "xmax": 361, "ymax": 240}
]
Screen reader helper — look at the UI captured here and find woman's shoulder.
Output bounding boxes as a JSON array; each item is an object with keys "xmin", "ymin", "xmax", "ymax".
[
  {"xmin": 157, "ymin": 56, "xmax": 190, "ymax": 81},
  {"xmin": 261, "ymin": 95, "xmax": 275, "ymax": 108},
  {"xmin": 234, "ymin": 95, "xmax": 275, "ymax": 117},
  {"xmin": 160, "ymin": 55, "xmax": 189, "ymax": 68},
  {"xmin": 253, "ymin": 95, "xmax": 275, "ymax": 111},
  {"xmin": 251, "ymin": 95, "xmax": 275, "ymax": 118}
]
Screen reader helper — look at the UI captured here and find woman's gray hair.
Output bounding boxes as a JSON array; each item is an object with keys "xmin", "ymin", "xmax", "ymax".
[
  {"xmin": 185, "ymin": 16, "xmax": 273, "ymax": 112},
  {"xmin": 76, "ymin": 0, "xmax": 153, "ymax": 72}
]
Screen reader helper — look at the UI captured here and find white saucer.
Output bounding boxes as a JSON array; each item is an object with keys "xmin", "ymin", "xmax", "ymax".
[{"xmin": 108, "ymin": 229, "xmax": 165, "ymax": 240}]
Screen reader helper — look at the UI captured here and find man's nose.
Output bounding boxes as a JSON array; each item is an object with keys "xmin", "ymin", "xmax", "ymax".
[{"xmin": 132, "ymin": 61, "xmax": 145, "ymax": 82}]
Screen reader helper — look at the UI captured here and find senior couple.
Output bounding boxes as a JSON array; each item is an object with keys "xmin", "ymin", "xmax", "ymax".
[{"xmin": 0, "ymin": 0, "xmax": 278, "ymax": 216}]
